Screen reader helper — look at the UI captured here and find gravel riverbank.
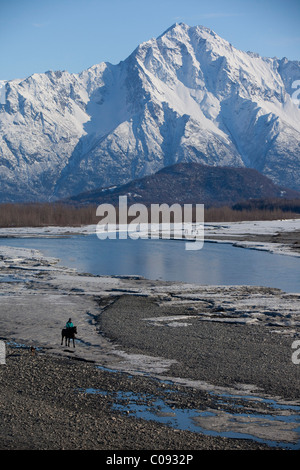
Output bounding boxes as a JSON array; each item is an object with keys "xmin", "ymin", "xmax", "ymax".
[
  {"xmin": 0, "ymin": 344, "xmax": 271, "ymax": 451},
  {"xmin": 99, "ymin": 292, "xmax": 300, "ymax": 400}
]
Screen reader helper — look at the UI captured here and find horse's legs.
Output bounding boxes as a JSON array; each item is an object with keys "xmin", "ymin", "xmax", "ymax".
[{"xmin": 62, "ymin": 329, "xmax": 76, "ymax": 347}]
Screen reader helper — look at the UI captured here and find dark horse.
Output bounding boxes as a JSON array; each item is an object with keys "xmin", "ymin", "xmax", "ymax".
[{"xmin": 61, "ymin": 326, "xmax": 77, "ymax": 347}]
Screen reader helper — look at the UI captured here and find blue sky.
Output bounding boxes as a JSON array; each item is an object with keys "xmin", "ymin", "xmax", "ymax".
[{"xmin": 1, "ymin": 0, "xmax": 300, "ymax": 80}]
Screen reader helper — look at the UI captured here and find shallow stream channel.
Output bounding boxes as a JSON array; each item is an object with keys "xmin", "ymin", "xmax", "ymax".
[{"xmin": 78, "ymin": 367, "xmax": 300, "ymax": 450}]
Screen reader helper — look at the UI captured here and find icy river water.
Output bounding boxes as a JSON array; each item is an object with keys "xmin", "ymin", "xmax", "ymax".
[{"xmin": 1, "ymin": 234, "xmax": 299, "ymax": 293}]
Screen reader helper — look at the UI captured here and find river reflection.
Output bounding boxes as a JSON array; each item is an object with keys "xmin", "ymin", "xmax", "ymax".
[{"xmin": 0, "ymin": 235, "xmax": 299, "ymax": 293}]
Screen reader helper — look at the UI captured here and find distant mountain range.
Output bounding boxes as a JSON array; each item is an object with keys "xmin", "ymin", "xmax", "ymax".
[
  {"xmin": 62, "ymin": 162, "xmax": 300, "ymax": 207},
  {"xmin": 0, "ymin": 23, "xmax": 300, "ymax": 203}
]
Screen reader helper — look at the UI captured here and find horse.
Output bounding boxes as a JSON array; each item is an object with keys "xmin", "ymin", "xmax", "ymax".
[{"xmin": 61, "ymin": 326, "xmax": 77, "ymax": 348}]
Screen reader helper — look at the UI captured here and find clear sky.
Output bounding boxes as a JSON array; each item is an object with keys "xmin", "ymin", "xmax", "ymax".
[{"xmin": 1, "ymin": 0, "xmax": 300, "ymax": 81}]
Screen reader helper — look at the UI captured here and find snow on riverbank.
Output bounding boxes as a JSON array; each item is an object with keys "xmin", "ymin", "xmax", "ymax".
[
  {"xmin": 0, "ymin": 225, "xmax": 96, "ymax": 237},
  {"xmin": 205, "ymin": 218, "xmax": 300, "ymax": 257},
  {"xmin": 0, "ymin": 218, "xmax": 299, "ymax": 256},
  {"xmin": 0, "ymin": 219, "xmax": 299, "ymax": 237},
  {"xmin": 206, "ymin": 219, "xmax": 300, "ymax": 235}
]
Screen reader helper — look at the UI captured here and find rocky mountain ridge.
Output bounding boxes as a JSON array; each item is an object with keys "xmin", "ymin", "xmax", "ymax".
[{"xmin": 62, "ymin": 162, "xmax": 300, "ymax": 207}]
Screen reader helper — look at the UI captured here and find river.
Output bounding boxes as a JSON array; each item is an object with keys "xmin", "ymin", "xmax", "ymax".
[{"xmin": 0, "ymin": 234, "xmax": 299, "ymax": 293}]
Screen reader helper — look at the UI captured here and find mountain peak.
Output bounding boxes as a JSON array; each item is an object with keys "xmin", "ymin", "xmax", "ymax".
[
  {"xmin": 159, "ymin": 22, "xmax": 224, "ymax": 44},
  {"xmin": 158, "ymin": 22, "xmax": 189, "ymax": 36},
  {"xmin": 159, "ymin": 22, "xmax": 215, "ymax": 37}
]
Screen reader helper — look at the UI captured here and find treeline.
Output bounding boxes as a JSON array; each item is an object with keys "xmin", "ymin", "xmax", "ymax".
[
  {"xmin": 204, "ymin": 206, "xmax": 299, "ymax": 222},
  {"xmin": 0, "ymin": 199, "xmax": 299, "ymax": 228},
  {"xmin": 204, "ymin": 198, "xmax": 300, "ymax": 222},
  {"xmin": 232, "ymin": 198, "xmax": 300, "ymax": 214},
  {"xmin": 0, "ymin": 203, "xmax": 98, "ymax": 228}
]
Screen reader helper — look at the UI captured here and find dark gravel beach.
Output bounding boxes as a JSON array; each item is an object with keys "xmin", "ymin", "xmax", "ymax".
[
  {"xmin": 0, "ymin": 344, "xmax": 271, "ymax": 451},
  {"xmin": 1, "ymin": 286, "xmax": 299, "ymax": 451}
]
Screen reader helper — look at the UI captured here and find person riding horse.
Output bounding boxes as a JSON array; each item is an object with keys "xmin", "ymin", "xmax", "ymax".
[{"xmin": 61, "ymin": 318, "xmax": 77, "ymax": 347}]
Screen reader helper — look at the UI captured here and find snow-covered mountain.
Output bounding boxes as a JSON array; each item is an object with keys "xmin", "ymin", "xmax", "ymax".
[{"xmin": 1, "ymin": 23, "xmax": 300, "ymax": 202}]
